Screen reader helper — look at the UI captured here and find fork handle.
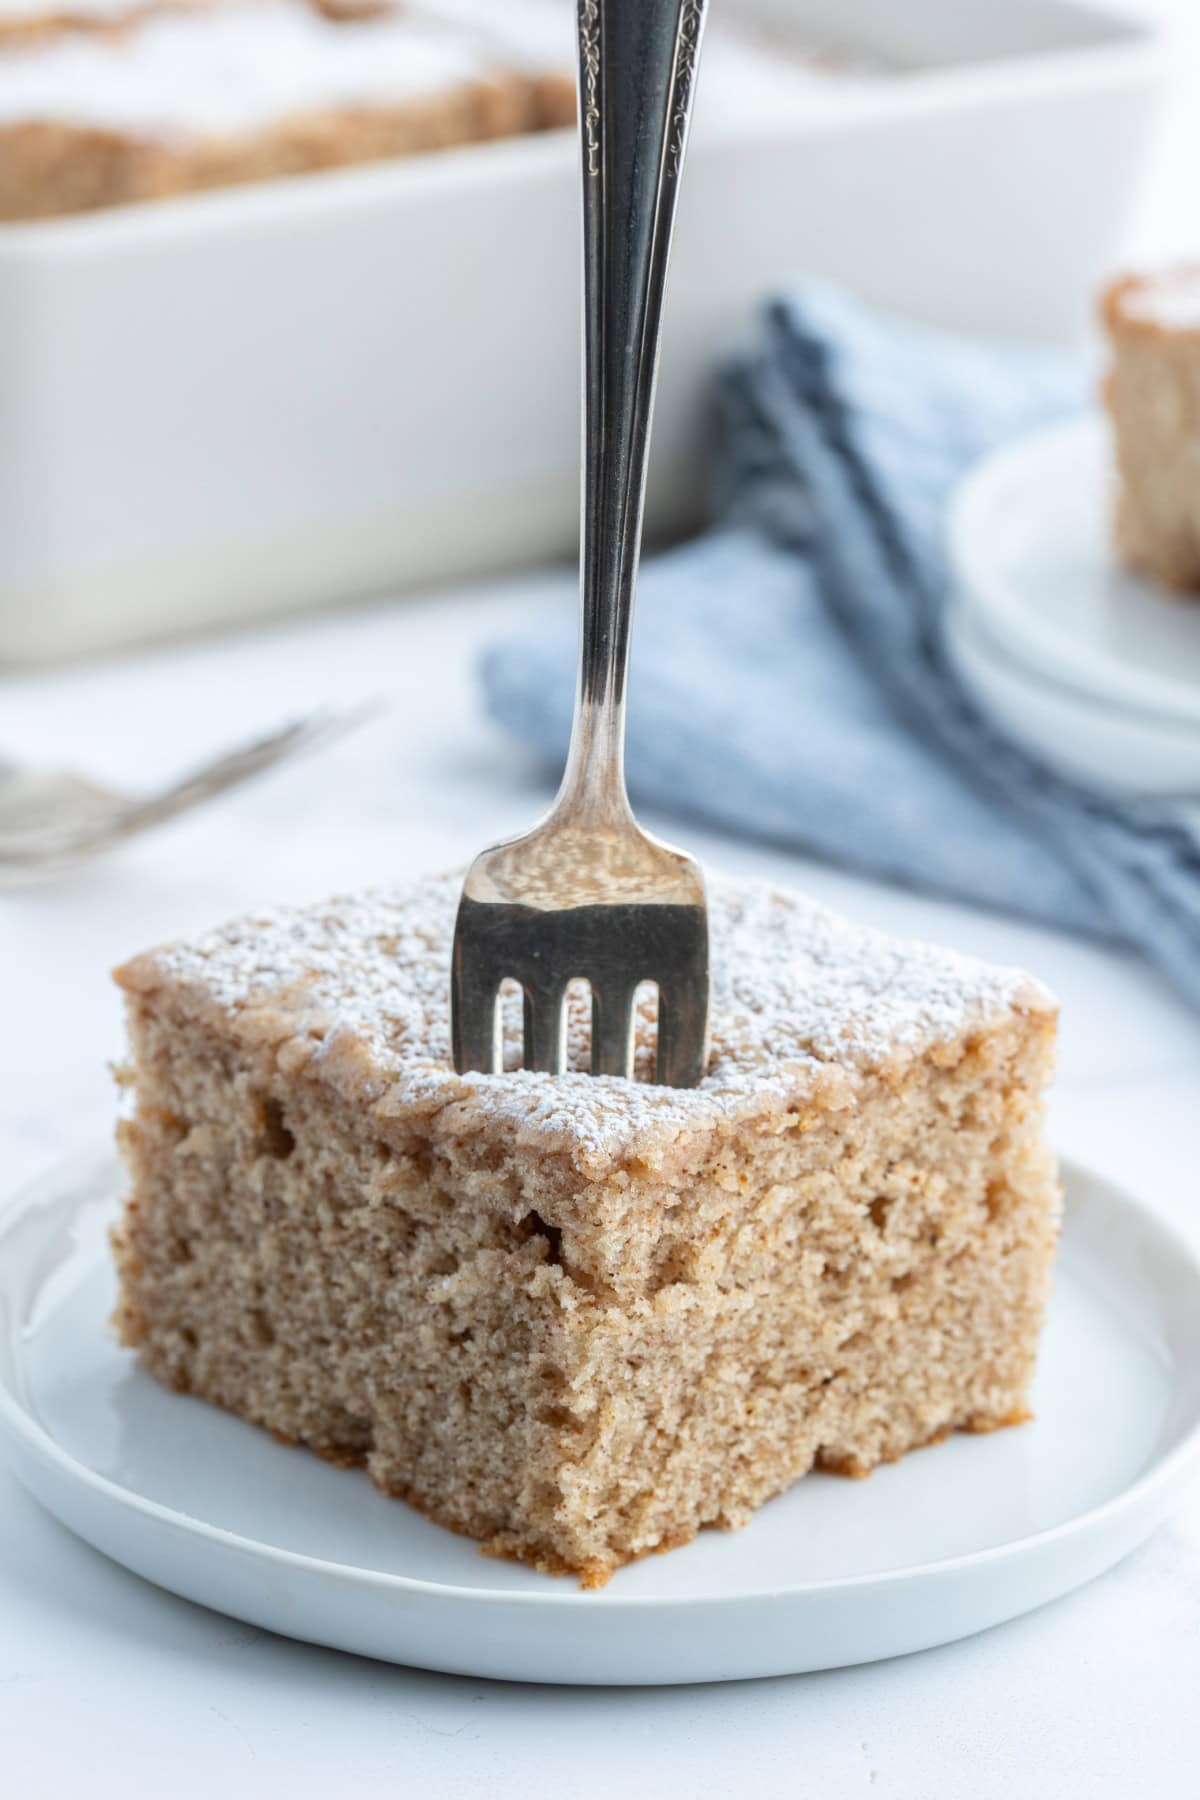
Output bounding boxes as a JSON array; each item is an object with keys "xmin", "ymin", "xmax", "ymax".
[{"xmin": 556, "ymin": 0, "xmax": 709, "ymax": 825}]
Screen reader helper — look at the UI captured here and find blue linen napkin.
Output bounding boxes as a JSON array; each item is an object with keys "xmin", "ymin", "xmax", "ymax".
[{"xmin": 482, "ymin": 283, "xmax": 1200, "ymax": 1010}]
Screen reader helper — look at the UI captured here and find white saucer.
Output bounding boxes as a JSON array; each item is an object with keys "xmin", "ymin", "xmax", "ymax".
[
  {"xmin": 949, "ymin": 414, "xmax": 1200, "ymax": 760},
  {"xmin": 944, "ymin": 596, "xmax": 1200, "ymax": 793},
  {"xmin": 2, "ymin": 1148, "xmax": 1199, "ymax": 1686}
]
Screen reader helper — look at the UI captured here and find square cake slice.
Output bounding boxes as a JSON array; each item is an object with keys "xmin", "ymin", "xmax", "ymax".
[
  {"xmin": 1103, "ymin": 268, "xmax": 1200, "ymax": 594},
  {"xmin": 112, "ymin": 873, "xmax": 1059, "ymax": 1587}
]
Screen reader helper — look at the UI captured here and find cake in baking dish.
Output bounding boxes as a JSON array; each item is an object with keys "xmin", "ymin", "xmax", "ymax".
[
  {"xmin": 0, "ymin": 1, "xmax": 536, "ymax": 221},
  {"xmin": 111, "ymin": 872, "xmax": 1059, "ymax": 1587},
  {"xmin": 0, "ymin": 0, "xmax": 884, "ymax": 221},
  {"xmin": 1103, "ymin": 268, "xmax": 1200, "ymax": 595}
]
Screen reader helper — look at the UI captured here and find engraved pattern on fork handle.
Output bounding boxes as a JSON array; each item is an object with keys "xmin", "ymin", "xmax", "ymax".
[
  {"xmin": 668, "ymin": 0, "xmax": 706, "ymax": 177},
  {"xmin": 578, "ymin": 0, "xmax": 601, "ymax": 178},
  {"xmin": 559, "ymin": 0, "xmax": 710, "ymax": 833}
]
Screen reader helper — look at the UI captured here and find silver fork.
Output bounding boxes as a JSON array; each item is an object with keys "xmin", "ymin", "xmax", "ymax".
[
  {"xmin": 452, "ymin": 0, "xmax": 711, "ymax": 1087},
  {"xmin": 0, "ymin": 705, "xmax": 372, "ymax": 877}
]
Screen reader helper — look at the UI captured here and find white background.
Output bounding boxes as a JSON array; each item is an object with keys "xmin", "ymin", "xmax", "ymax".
[{"xmin": 3, "ymin": 2, "xmax": 1200, "ymax": 1793}]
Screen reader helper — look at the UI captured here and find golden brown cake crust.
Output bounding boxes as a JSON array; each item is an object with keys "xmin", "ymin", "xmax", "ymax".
[{"xmin": 0, "ymin": 83, "xmax": 533, "ymax": 222}]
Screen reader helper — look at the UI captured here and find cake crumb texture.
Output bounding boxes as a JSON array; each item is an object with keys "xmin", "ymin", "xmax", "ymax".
[{"xmin": 112, "ymin": 872, "xmax": 1059, "ymax": 1587}]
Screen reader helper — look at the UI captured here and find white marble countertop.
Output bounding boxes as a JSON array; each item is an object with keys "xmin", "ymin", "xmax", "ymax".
[{"xmin": 5, "ymin": 0, "xmax": 1200, "ymax": 1788}]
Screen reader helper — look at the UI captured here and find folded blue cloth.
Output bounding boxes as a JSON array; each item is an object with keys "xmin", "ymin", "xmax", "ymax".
[{"xmin": 482, "ymin": 283, "xmax": 1200, "ymax": 1009}]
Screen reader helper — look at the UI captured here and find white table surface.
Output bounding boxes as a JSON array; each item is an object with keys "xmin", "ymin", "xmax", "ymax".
[{"xmin": 5, "ymin": 5, "xmax": 1200, "ymax": 1793}]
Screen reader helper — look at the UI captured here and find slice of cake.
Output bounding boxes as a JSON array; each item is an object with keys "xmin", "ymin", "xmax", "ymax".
[
  {"xmin": 112, "ymin": 872, "xmax": 1059, "ymax": 1588},
  {"xmin": 1103, "ymin": 268, "xmax": 1200, "ymax": 595},
  {"xmin": 0, "ymin": 2, "xmax": 535, "ymax": 221}
]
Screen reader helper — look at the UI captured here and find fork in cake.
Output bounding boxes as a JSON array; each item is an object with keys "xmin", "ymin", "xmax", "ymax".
[{"xmin": 451, "ymin": 0, "xmax": 712, "ymax": 1088}]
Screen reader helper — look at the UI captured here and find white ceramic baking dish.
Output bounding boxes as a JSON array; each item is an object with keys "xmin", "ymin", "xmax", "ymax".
[{"xmin": 0, "ymin": 0, "xmax": 1162, "ymax": 661}]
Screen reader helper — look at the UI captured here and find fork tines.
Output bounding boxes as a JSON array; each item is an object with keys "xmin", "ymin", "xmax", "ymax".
[{"xmin": 451, "ymin": 894, "xmax": 709, "ymax": 1087}]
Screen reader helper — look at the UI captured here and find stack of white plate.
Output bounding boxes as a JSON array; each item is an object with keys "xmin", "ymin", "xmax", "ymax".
[{"xmin": 947, "ymin": 416, "xmax": 1200, "ymax": 795}]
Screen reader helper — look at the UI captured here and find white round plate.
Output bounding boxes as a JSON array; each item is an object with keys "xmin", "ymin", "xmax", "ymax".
[
  {"xmin": 2, "ymin": 1149, "xmax": 1199, "ymax": 1687},
  {"xmin": 944, "ymin": 597, "xmax": 1200, "ymax": 793},
  {"xmin": 949, "ymin": 415, "xmax": 1200, "ymax": 731}
]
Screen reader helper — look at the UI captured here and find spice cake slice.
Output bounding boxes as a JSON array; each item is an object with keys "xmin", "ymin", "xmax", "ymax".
[
  {"xmin": 112, "ymin": 872, "xmax": 1059, "ymax": 1588},
  {"xmin": 1103, "ymin": 268, "xmax": 1200, "ymax": 594}
]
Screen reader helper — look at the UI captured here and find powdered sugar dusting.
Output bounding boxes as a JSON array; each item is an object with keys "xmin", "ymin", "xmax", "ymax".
[
  {"xmin": 0, "ymin": 5, "xmax": 491, "ymax": 135},
  {"xmin": 1120, "ymin": 267, "xmax": 1200, "ymax": 331},
  {"xmin": 125, "ymin": 871, "xmax": 1052, "ymax": 1162}
]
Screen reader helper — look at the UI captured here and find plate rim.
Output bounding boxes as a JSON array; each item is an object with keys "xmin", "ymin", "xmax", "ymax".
[
  {"xmin": 2, "ymin": 1145, "xmax": 1199, "ymax": 1615},
  {"xmin": 948, "ymin": 412, "xmax": 1200, "ymax": 730},
  {"xmin": 943, "ymin": 595, "xmax": 1200, "ymax": 796},
  {"xmin": 948, "ymin": 592, "xmax": 1200, "ymax": 745}
]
